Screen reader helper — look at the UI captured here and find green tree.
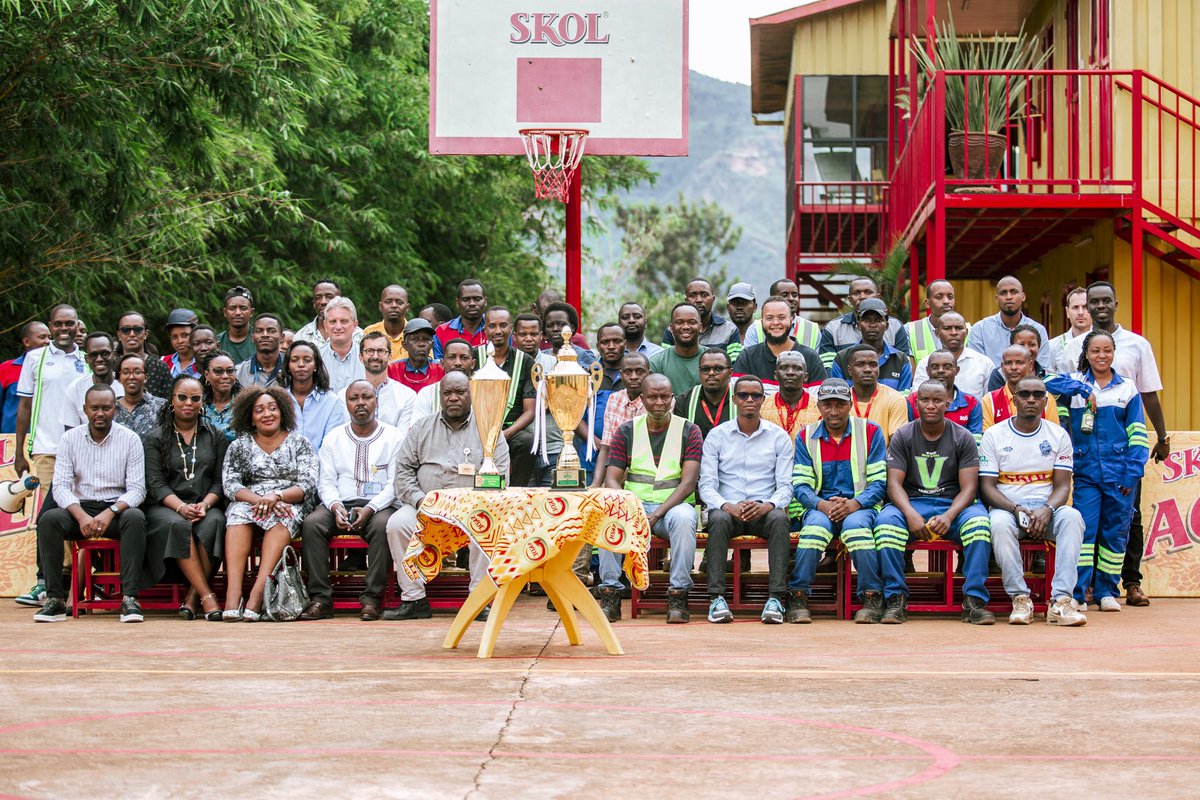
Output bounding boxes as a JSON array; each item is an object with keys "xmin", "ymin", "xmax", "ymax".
[
  {"xmin": 589, "ymin": 194, "xmax": 741, "ymax": 336},
  {"xmin": 0, "ymin": 0, "xmax": 652, "ymax": 350},
  {"xmin": 832, "ymin": 243, "xmax": 912, "ymax": 322}
]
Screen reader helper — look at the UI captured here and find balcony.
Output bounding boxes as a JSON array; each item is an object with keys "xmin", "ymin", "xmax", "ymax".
[
  {"xmin": 888, "ymin": 69, "xmax": 1200, "ymax": 281},
  {"xmin": 788, "ymin": 181, "xmax": 887, "ymax": 271}
]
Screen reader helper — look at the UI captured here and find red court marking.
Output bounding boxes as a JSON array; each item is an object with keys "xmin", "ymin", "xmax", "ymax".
[{"xmin": 0, "ymin": 699, "xmax": 959, "ymax": 799}]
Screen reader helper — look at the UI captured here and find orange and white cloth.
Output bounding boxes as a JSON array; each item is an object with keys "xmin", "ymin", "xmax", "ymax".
[{"xmin": 403, "ymin": 487, "xmax": 651, "ymax": 590}]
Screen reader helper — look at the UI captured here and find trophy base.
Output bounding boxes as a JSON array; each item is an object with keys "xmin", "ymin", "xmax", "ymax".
[
  {"xmin": 551, "ymin": 468, "xmax": 588, "ymax": 491},
  {"xmin": 474, "ymin": 473, "xmax": 506, "ymax": 491}
]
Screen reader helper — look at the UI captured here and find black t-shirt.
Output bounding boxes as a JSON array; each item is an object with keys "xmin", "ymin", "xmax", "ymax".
[
  {"xmin": 674, "ymin": 386, "xmax": 734, "ymax": 439},
  {"xmin": 887, "ymin": 420, "xmax": 979, "ymax": 499},
  {"xmin": 731, "ymin": 341, "xmax": 826, "ymax": 385}
]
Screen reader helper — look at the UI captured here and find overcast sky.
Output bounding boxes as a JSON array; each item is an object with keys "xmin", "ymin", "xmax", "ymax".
[{"xmin": 689, "ymin": 0, "xmax": 813, "ymax": 85}]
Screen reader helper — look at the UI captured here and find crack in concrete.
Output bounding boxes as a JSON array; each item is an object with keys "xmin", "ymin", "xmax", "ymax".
[{"xmin": 463, "ymin": 615, "xmax": 559, "ymax": 800}]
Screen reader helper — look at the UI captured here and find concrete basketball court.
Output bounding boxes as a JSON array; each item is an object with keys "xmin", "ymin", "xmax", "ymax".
[{"xmin": 1, "ymin": 597, "xmax": 1197, "ymax": 799}]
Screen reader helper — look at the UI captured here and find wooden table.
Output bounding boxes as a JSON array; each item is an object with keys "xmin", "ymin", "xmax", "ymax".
[{"xmin": 403, "ymin": 487, "xmax": 650, "ymax": 658}]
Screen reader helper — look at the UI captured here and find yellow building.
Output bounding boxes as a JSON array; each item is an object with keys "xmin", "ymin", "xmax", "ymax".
[{"xmin": 751, "ymin": 0, "xmax": 1200, "ymax": 429}]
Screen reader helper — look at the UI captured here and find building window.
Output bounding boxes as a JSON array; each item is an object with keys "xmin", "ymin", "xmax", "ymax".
[{"xmin": 801, "ymin": 75, "xmax": 888, "ymax": 188}]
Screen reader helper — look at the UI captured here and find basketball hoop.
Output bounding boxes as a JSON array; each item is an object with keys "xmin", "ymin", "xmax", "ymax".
[{"xmin": 519, "ymin": 128, "xmax": 588, "ymax": 202}]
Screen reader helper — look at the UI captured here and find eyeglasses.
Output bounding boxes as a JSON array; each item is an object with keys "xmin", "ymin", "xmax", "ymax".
[
  {"xmin": 119, "ymin": 326, "xmax": 146, "ymax": 335},
  {"xmin": 208, "ymin": 367, "xmax": 236, "ymax": 376},
  {"xmin": 735, "ymin": 391, "xmax": 765, "ymax": 401},
  {"xmin": 361, "ymin": 348, "xmax": 390, "ymax": 357},
  {"xmin": 175, "ymin": 393, "xmax": 203, "ymax": 403},
  {"xmin": 1016, "ymin": 390, "xmax": 1048, "ymax": 400},
  {"xmin": 699, "ymin": 365, "xmax": 729, "ymax": 373}
]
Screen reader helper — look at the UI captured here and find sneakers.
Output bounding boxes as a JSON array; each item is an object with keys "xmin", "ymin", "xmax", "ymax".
[
  {"xmin": 15, "ymin": 582, "xmax": 47, "ymax": 607},
  {"xmin": 854, "ymin": 591, "xmax": 884, "ymax": 624},
  {"xmin": 880, "ymin": 594, "xmax": 907, "ymax": 624},
  {"xmin": 597, "ymin": 587, "xmax": 622, "ymax": 623},
  {"xmin": 1008, "ymin": 594, "xmax": 1034, "ymax": 625},
  {"xmin": 383, "ymin": 598, "xmax": 433, "ymax": 621},
  {"xmin": 707, "ymin": 595, "xmax": 733, "ymax": 624},
  {"xmin": 961, "ymin": 595, "xmax": 995, "ymax": 625},
  {"xmin": 33, "ymin": 597, "xmax": 68, "ymax": 623},
  {"xmin": 785, "ymin": 590, "xmax": 811, "ymax": 624},
  {"xmin": 1099, "ymin": 596, "xmax": 1122, "ymax": 612},
  {"xmin": 119, "ymin": 597, "xmax": 144, "ymax": 623},
  {"xmin": 665, "ymin": 588, "xmax": 690, "ymax": 624},
  {"xmin": 760, "ymin": 596, "xmax": 785, "ymax": 625},
  {"xmin": 1047, "ymin": 596, "xmax": 1087, "ymax": 627},
  {"xmin": 1072, "ymin": 597, "xmax": 1088, "ymax": 612}
]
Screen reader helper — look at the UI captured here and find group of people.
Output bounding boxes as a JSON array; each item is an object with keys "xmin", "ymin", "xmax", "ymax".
[{"xmin": 7, "ymin": 271, "xmax": 1169, "ymax": 628}]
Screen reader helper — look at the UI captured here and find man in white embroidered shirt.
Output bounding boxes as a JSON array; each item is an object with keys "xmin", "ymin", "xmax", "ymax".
[
  {"xmin": 698, "ymin": 376, "xmax": 794, "ymax": 625},
  {"xmin": 33, "ymin": 384, "xmax": 150, "ymax": 624},
  {"xmin": 979, "ymin": 377, "xmax": 1087, "ymax": 627},
  {"xmin": 300, "ymin": 381, "xmax": 406, "ymax": 622}
]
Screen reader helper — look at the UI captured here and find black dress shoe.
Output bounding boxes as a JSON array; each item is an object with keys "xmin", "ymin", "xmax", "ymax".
[
  {"xmin": 298, "ymin": 600, "xmax": 333, "ymax": 621},
  {"xmin": 383, "ymin": 598, "xmax": 433, "ymax": 621}
]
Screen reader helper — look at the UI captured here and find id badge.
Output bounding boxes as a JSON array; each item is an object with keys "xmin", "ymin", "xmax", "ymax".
[
  {"xmin": 362, "ymin": 481, "xmax": 384, "ymax": 495},
  {"xmin": 457, "ymin": 463, "xmax": 476, "ymax": 476}
]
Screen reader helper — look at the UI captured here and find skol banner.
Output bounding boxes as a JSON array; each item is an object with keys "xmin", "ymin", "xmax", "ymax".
[
  {"xmin": 1141, "ymin": 432, "xmax": 1200, "ymax": 597},
  {"xmin": 0, "ymin": 434, "xmax": 43, "ymax": 596}
]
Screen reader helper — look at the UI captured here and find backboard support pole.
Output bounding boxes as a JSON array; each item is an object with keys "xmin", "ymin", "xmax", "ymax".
[{"xmin": 566, "ymin": 165, "xmax": 583, "ymax": 319}]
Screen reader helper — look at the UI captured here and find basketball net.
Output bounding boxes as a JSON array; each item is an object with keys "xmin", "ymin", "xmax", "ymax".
[{"xmin": 519, "ymin": 128, "xmax": 589, "ymax": 202}]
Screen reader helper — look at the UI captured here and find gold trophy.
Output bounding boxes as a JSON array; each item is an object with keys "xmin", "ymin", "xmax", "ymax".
[
  {"xmin": 531, "ymin": 327, "xmax": 603, "ymax": 490},
  {"xmin": 470, "ymin": 360, "xmax": 511, "ymax": 490}
]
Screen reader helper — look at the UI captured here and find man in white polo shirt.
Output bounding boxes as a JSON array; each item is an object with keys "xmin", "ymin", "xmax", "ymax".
[
  {"xmin": 15, "ymin": 304, "xmax": 88, "ymax": 484},
  {"xmin": 979, "ymin": 376, "xmax": 1086, "ymax": 627}
]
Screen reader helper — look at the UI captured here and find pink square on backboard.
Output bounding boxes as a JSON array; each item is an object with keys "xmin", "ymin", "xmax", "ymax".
[{"xmin": 516, "ymin": 58, "xmax": 602, "ymax": 123}]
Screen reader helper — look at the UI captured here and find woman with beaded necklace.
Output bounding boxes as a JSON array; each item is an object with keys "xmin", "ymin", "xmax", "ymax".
[{"xmin": 143, "ymin": 374, "xmax": 230, "ymax": 620}]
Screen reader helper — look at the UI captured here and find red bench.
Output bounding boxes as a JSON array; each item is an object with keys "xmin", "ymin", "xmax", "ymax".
[
  {"xmin": 70, "ymin": 539, "xmax": 185, "ymax": 618},
  {"xmin": 841, "ymin": 540, "xmax": 1057, "ymax": 619},
  {"xmin": 630, "ymin": 533, "xmax": 846, "ymax": 619}
]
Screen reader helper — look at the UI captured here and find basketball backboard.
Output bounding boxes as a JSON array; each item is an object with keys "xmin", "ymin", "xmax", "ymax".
[{"xmin": 430, "ymin": 0, "xmax": 689, "ymax": 156}]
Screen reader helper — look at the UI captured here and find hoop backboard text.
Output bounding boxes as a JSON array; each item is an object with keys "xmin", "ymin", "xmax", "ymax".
[{"xmin": 430, "ymin": 0, "xmax": 688, "ymax": 157}]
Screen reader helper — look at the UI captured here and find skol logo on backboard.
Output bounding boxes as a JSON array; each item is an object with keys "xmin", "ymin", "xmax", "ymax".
[{"xmin": 509, "ymin": 13, "xmax": 611, "ymax": 46}]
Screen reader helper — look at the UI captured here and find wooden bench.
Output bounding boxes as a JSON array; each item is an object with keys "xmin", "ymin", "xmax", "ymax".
[{"xmin": 70, "ymin": 539, "xmax": 185, "ymax": 617}]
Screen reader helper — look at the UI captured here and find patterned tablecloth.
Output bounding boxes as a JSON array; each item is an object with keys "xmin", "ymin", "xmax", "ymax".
[{"xmin": 403, "ymin": 488, "xmax": 651, "ymax": 590}]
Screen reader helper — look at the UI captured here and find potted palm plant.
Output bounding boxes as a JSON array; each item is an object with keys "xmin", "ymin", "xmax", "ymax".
[{"xmin": 901, "ymin": 17, "xmax": 1051, "ymax": 180}]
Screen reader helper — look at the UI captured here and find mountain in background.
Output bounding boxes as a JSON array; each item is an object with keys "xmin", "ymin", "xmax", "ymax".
[{"xmin": 584, "ymin": 71, "xmax": 787, "ymax": 301}]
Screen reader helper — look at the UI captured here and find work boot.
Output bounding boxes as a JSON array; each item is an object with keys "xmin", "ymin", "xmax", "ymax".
[
  {"xmin": 854, "ymin": 591, "xmax": 884, "ymax": 624},
  {"xmin": 961, "ymin": 595, "xmax": 995, "ymax": 625},
  {"xmin": 785, "ymin": 590, "xmax": 811, "ymax": 624},
  {"xmin": 597, "ymin": 587, "xmax": 622, "ymax": 623},
  {"xmin": 880, "ymin": 594, "xmax": 907, "ymax": 624},
  {"xmin": 665, "ymin": 588, "xmax": 690, "ymax": 624},
  {"xmin": 1125, "ymin": 582, "xmax": 1150, "ymax": 607}
]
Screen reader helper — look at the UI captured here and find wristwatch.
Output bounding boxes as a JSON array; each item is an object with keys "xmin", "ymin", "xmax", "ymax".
[{"xmin": 108, "ymin": 502, "xmax": 120, "ymax": 514}]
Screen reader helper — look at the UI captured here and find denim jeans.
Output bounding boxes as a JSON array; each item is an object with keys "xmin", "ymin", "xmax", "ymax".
[
  {"xmin": 990, "ymin": 505, "xmax": 1084, "ymax": 601},
  {"xmin": 599, "ymin": 501, "xmax": 696, "ymax": 591}
]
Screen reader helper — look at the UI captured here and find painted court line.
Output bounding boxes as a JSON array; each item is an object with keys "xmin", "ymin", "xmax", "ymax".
[{"xmin": 1, "ymin": 667, "xmax": 1199, "ymax": 678}]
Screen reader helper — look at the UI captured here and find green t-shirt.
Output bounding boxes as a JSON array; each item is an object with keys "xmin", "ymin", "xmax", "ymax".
[
  {"xmin": 649, "ymin": 348, "xmax": 701, "ymax": 395},
  {"xmin": 217, "ymin": 330, "xmax": 256, "ymax": 364}
]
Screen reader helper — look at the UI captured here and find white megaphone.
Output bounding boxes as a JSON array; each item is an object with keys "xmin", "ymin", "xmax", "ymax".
[{"xmin": 0, "ymin": 473, "xmax": 39, "ymax": 514}]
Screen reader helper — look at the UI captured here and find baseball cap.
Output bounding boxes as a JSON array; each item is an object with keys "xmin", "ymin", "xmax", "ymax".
[
  {"xmin": 816, "ymin": 378, "xmax": 853, "ymax": 403},
  {"xmin": 727, "ymin": 282, "xmax": 756, "ymax": 302},
  {"xmin": 857, "ymin": 298, "xmax": 888, "ymax": 318},
  {"xmin": 164, "ymin": 308, "xmax": 198, "ymax": 329},
  {"xmin": 403, "ymin": 318, "xmax": 434, "ymax": 336},
  {"xmin": 224, "ymin": 286, "xmax": 254, "ymax": 305}
]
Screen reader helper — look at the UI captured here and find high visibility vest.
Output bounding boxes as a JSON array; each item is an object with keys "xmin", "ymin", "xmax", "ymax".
[
  {"xmin": 906, "ymin": 317, "xmax": 940, "ymax": 364},
  {"xmin": 625, "ymin": 414, "xmax": 692, "ymax": 504},
  {"xmin": 683, "ymin": 385, "xmax": 734, "ymax": 424},
  {"xmin": 474, "ymin": 345, "xmax": 526, "ymax": 419},
  {"xmin": 804, "ymin": 416, "xmax": 869, "ymax": 497},
  {"xmin": 752, "ymin": 315, "xmax": 820, "ymax": 351}
]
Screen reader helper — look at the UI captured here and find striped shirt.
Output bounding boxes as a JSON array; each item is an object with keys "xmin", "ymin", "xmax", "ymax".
[{"xmin": 52, "ymin": 423, "xmax": 146, "ymax": 509}]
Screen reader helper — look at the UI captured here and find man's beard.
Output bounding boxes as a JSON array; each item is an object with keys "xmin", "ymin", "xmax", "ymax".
[{"xmin": 764, "ymin": 331, "xmax": 790, "ymax": 346}]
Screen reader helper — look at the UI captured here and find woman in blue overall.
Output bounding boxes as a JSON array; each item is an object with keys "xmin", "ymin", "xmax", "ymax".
[{"xmin": 1053, "ymin": 331, "xmax": 1149, "ymax": 612}]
